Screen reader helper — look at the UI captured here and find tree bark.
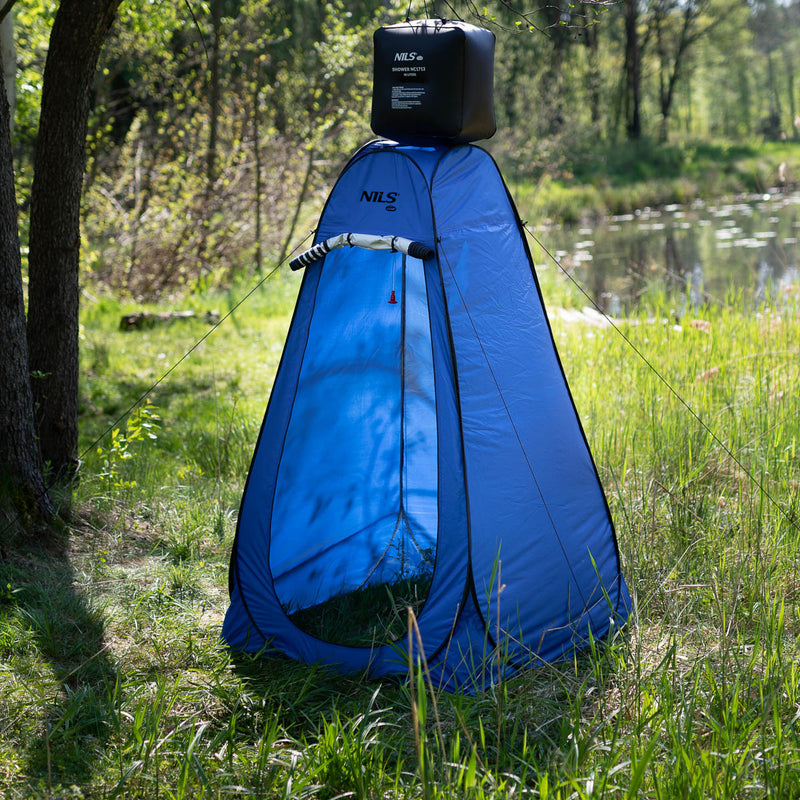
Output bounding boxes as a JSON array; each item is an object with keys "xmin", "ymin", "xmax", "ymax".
[
  {"xmin": 252, "ymin": 80, "xmax": 263, "ymax": 274},
  {"xmin": 766, "ymin": 51, "xmax": 782, "ymax": 135},
  {"xmin": 0, "ymin": 61, "xmax": 53, "ymax": 519},
  {"xmin": 654, "ymin": 1, "xmax": 704, "ymax": 142},
  {"xmin": 540, "ymin": 4, "xmax": 570, "ymax": 134},
  {"xmin": 0, "ymin": 5, "xmax": 15, "ymax": 130},
  {"xmin": 623, "ymin": 0, "xmax": 642, "ymax": 139},
  {"xmin": 582, "ymin": 2, "xmax": 601, "ymax": 126},
  {"xmin": 206, "ymin": 0, "xmax": 222, "ymax": 188},
  {"xmin": 26, "ymin": 0, "xmax": 123, "ymax": 477},
  {"xmin": 782, "ymin": 42, "xmax": 796, "ymax": 140}
]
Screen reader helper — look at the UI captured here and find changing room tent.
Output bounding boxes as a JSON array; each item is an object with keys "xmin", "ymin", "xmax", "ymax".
[{"xmin": 223, "ymin": 140, "xmax": 629, "ymax": 689}]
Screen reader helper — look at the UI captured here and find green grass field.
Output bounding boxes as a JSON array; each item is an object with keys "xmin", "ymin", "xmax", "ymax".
[{"xmin": 1, "ymin": 254, "xmax": 799, "ymax": 798}]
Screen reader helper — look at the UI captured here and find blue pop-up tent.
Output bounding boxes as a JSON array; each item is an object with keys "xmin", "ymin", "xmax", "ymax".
[{"xmin": 222, "ymin": 140, "xmax": 629, "ymax": 689}]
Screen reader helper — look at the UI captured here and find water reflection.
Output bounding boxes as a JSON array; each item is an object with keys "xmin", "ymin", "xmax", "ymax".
[{"xmin": 531, "ymin": 191, "xmax": 800, "ymax": 314}]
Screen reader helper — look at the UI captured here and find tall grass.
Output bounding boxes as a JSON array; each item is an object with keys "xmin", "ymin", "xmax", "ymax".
[
  {"xmin": 508, "ymin": 139, "xmax": 800, "ymax": 223},
  {"xmin": 1, "ymin": 266, "xmax": 798, "ymax": 797}
]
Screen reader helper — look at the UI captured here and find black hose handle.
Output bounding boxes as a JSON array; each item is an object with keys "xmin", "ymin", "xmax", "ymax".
[{"xmin": 407, "ymin": 241, "xmax": 435, "ymax": 260}]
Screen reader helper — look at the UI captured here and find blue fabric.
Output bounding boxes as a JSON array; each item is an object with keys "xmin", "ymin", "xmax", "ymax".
[
  {"xmin": 222, "ymin": 141, "xmax": 629, "ymax": 687},
  {"xmin": 270, "ymin": 248, "xmax": 437, "ymax": 610}
]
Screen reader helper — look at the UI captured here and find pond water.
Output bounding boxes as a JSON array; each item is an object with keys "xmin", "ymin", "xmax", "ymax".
[{"xmin": 528, "ymin": 191, "xmax": 800, "ymax": 315}]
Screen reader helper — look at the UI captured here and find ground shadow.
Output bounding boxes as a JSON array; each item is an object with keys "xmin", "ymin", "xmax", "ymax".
[
  {"xmin": 229, "ymin": 648, "xmax": 386, "ymax": 729},
  {"xmin": 0, "ymin": 523, "xmax": 118, "ymax": 792}
]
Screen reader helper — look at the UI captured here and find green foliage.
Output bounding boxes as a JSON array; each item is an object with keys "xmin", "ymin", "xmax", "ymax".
[
  {"xmin": 95, "ymin": 399, "xmax": 159, "ymax": 495},
  {"xmin": 12, "ymin": 0, "xmax": 800, "ymax": 294},
  {"xmin": 12, "ymin": 0, "xmax": 57, "ymax": 150},
  {"xmin": 76, "ymin": 0, "xmax": 390, "ymax": 297}
]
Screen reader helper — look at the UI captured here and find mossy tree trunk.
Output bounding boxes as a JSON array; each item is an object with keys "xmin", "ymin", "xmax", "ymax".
[{"xmin": 26, "ymin": 0, "xmax": 123, "ymax": 478}]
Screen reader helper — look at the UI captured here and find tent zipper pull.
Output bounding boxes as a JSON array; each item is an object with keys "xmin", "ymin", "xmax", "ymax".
[{"xmin": 389, "ymin": 257, "xmax": 398, "ymax": 304}]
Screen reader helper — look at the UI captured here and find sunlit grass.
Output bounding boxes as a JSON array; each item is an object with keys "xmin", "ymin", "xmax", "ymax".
[
  {"xmin": 1, "ymin": 261, "xmax": 799, "ymax": 797},
  {"xmin": 510, "ymin": 138, "xmax": 800, "ymax": 223}
]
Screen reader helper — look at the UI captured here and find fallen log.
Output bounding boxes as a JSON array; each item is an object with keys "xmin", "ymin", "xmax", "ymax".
[{"xmin": 119, "ymin": 310, "xmax": 221, "ymax": 331}]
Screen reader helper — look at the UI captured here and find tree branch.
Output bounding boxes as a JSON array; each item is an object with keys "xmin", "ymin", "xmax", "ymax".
[{"xmin": 0, "ymin": 0, "xmax": 18, "ymax": 26}]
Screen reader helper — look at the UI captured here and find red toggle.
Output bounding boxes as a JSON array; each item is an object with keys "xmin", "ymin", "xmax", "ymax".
[{"xmin": 388, "ymin": 290, "xmax": 398, "ymax": 304}]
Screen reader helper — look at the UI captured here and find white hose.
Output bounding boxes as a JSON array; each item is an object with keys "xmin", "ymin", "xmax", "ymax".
[{"xmin": 290, "ymin": 233, "xmax": 434, "ymax": 270}]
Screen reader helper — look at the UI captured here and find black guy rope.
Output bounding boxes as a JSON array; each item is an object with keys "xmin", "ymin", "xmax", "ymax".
[
  {"xmin": 522, "ymin": 221, "xmax": 799, "ymax": 536},
  {"xmin": 78, "ymin": 229, "xmax": 314, "ymax": 467},
  {"xmin": 1, "ymin": 230, "xmax": 315, "ymax": 539}
]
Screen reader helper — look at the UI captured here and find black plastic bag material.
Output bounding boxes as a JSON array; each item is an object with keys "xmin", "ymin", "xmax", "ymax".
[{"xmin": 371, "ymin": 19, "xmax": 496, "ymax": 144}]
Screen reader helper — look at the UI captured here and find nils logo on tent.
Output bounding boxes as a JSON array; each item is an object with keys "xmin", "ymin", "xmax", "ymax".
[
  {"xmin": 394, "ymin": 52, "xmax": 423, "ymax": 61},
  {"xmin": 360, "ymin": 190, "xmax": 398, "ymax": 211}
]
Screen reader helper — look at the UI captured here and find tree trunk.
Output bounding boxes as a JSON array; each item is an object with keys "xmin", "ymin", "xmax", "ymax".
[
  {"xmin": 583, "ymin": 3, "xmax": 601, "ymax": 126},
  {"xmin": 252, "ymin": 81, "xmax": 263, "ymax": 274},
  {"xmin": 206, "ymin": 0, "xmax": 222, "ymax": 187},
  {"xmin": 766, "ymin": 51, "xmax": 782, "ymax": 136},
  {"xmin": 0, "ymin": 61, "xmax": 53, "ymax": 519},
  {"xmin": 655, "ymin": 2, "xmax": 698, "ymax": 143},
  {"xmin": 540, "ymin": 4, "xmax": 570, "ymax": 134},
  {"xmin": 685, "ymin": 68, "xmax": 692, "ymax": 135},
  {"xmin": 26, "ymin": 0, "xmax": 123, "ymax": 478},
  {"xmin": 624, "ymin": 0, "xmax": 642, "ymax": 139},
  {"xmin": 196, "ymin": 0, "xmax": 223, "ymax": 273},
  {"xmin": 0, "ymin": 5, "xmax": 15, "ymax": 131},
  {"xmin": 783, "ymin": 44, "xmax": 797, "ymax": 140}
]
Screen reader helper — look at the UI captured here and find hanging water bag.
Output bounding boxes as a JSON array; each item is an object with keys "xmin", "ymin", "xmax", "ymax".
[{"xmin": 370, "ymin": 19, "xmax": 496, "ymax": 144}]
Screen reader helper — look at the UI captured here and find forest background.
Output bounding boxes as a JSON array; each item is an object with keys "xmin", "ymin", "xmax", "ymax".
[{"xmin": 11, "ymin": 0, "xmax": 800, "ymax": 301}]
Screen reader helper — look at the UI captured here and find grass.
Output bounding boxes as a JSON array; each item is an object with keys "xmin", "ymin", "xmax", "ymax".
[
  {"xmin": 1, "ymin": 256, "xmax": 800, "ymax": 797},
  {"xmin": 506, "ymin": 138, "xmax": 800, "ymax": 224},
  {"xmin": 287, "ymin": 574, "xmax": 433, "ymax": 648}
]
